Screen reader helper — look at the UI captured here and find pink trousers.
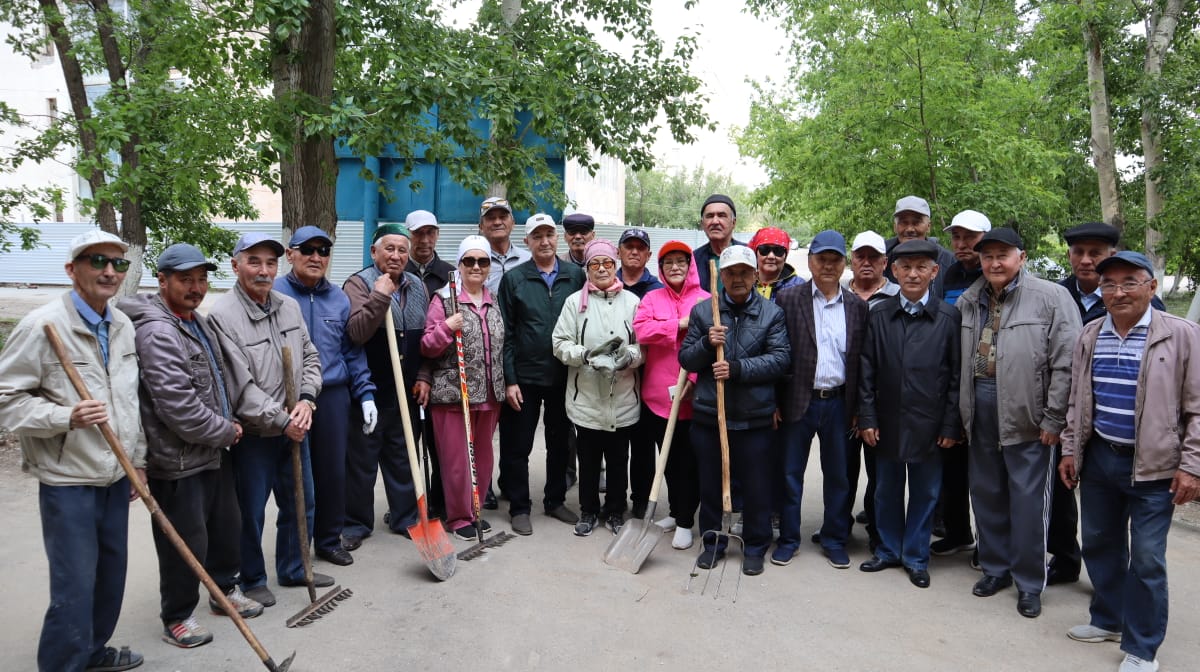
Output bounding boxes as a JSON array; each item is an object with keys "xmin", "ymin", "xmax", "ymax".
[{"xmin": 431, "ymin": 404, "xmax": 500, "ymax": 531}]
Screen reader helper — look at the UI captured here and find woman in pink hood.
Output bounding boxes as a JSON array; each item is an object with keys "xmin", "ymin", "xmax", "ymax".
[{"xmin": 632, "ymin": 240, "xmax": 709, "ymax": 550}]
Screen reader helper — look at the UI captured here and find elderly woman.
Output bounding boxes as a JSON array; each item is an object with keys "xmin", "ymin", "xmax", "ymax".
[
  {"xmin": 418, "ymin": 235, "xmax": 505, "ymax": 540},
  {"xmin": 553, "ymin": 239, "xmax": 644, "ymax": 537},
  {"xmin": 632, "ymin": 240, "xmax": 709, "ymax": 550}
]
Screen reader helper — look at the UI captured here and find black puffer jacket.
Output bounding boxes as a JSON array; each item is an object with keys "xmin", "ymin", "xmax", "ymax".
[
  {"xmin": 679, "ymin": 291, "xmax": 790, "ymax": 430},
  {"xmin": 118, "ymin": 293, "xmax": 238, "ymax": 480}
]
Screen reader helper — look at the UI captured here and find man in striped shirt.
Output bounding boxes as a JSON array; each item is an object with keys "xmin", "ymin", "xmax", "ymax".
[{"xmin": 1059, "ymin": 251, "xmax": 1200, "ymax": 672}]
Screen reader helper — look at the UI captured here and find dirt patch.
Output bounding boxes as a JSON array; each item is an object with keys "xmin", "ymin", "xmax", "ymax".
[{"xmin": 0, "ymin": 428, "xmax": 22, "ymax": 476}]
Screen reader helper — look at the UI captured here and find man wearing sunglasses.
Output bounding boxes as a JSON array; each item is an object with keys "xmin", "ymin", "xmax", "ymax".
[
  {"xmin": 0, "ymin": 229, "xmax": 147, "ymax": 671},
  {"xmin": 275, "ymin": 226, "xmax": 377, "ymax": 568},
  {"xmin": 479, "ymin": 196, "xmax": 531, "ymax": 293}
]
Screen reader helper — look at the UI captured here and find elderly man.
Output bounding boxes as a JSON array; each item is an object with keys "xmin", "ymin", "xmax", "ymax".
[
  {"xmin": 275, "ymin": 226, "xmax": 377, "ymax": 567},
  {"xmin": 933, "ymin": 209, "xmax": 991, "ymax": 560},
  {"xmin": 117, "ymin": 244, "xmax": 261, "ymax": 650},
  {"xmin": 775, "ymin": 231, "xmax": 870, "ymax": 570},
  {"xmin": 618, "ymin": 227, "xmax": 663, "ymax": 299},
  {"xmin": 694, "ymin": 194, "xmax": 747, "ymax": 291},
  {"xmin": 479, "ymin": 196, "xmax": 532, "ymax": 293},
  {"xmin": 561, "ymin": 213, "xmax": 596, "ymax": 267},
  {"xmin": 342, "ymin": 223, "xmax": 428, "ymax": 549},
  {"xmin": 207, "ymin": 232, "xmax": 325, "ymax": 608},
  {"xmin": 1059, "ymin": 251, "xmax": 1200, "ymax": 672},
  {"xmin": 498, "ymin": 213, "xmax": 586, "ymax": 535},
  {"xmin": 884, "ymin": 195, "xmax": 956, "ymax": 298},
  {"xmin": 0, "ymin": 230, "xmax": 146, "ymax": 672},
  {"xmin": 958, "ymin": 227, "xmax": 1080, "ymax": 619}
]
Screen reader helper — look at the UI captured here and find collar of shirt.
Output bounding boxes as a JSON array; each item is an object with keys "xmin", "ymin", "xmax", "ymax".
[
  {"xmin": 900, "ymin": 290, "xmax": 930, "ymax": 314},
  {"xmin": 1099, "ymin": 304, "xmax": 1153, "ymax": 337},
  {"xmin": 811, "ymin": 281, "xmax": 844, "ymax": 305},
  {"xmin": 539, "ymin": 259, "xmax": 560, "ymax": 285},
  {"xmin": 1077, "ymin": 280, "xmax": 1102, "ymax": 308},
  {"xmin": 981, "ymin": 273, "xmax": 1021, "ymax": 306},
  {"xmin": 70, "ymin": 290, "xmax": 111, "ymax": 328}
]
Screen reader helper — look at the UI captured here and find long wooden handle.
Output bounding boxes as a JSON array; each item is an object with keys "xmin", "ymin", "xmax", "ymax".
[
  {"xmin": 708, "ymin": 259, "xmax": 732, "ymax": 517},
  {"xmin": 281, "ymin": 347, "xmax": 316, "ymax": 603},
  {"xmin": 384, "ymin": 307, "xmax": 426, "ymax": 500},
  {"xmin": 647, "ymin": 367, "xmax": 690, "ymax": 504},
  {"xmin": 44, "ymin": 324, "xmax": 279, "ymax": 667}
]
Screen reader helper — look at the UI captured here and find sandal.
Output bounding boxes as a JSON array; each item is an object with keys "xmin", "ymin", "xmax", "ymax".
[{"xmin": 86, "ymin": 645, "xmax": 144, "ymax": 671}]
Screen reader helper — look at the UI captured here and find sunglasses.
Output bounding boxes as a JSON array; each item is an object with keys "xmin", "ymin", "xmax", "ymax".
[
  {"xmin": 295, "ymin": 244, "xmax": 331, "ymax": 257},
  {"xmin": 76, "ymin": 253, "xmax": 131, "ymax": 272},
  {"xmin": 460, "ymin": 256, "xmax": 491, "ymax": 268},
  {"xmin": 587, "ymin": 259, "xmax": 616, "ymax": 271},
  {"xmin": 756, "ymin": 245, "xmax": 787, "ymax": 258},
  {"xmin": 480, "ymin": 199, "xmax": 510, "ymax": 215}
]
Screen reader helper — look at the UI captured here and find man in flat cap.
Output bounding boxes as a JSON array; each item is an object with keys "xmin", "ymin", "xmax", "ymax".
[
  {"xmin": 884, "ymin": 195, "xmax": 956, "ymax": 299},
  {"xmin": 957, "ymin": 228, "xmax": 1080, "ymax": 619},
  {"xmin": 342, "ymin": 223, "xmax": 429, "ymax": 549},
  {"xmin": 479, "ymin": 196, "xmax": 531, "ymax": 293},
  {"xmin": 207, "ymin": 232, "xmax": 326, "ymax": 608},
  {"xmin": 0, "ymin": 229, "xmax": 146, "ymax": 671},
  {"xmin": 276, "ymin": 226, "xmax": 377, "ymax": 567},
  {"xmin": 857, "ymin": 239, "xmax": 961, "ymax": 589},
  {"xmin": 694, "ymin": 194, "xmax": 747, "ymax": 291},
  {"xmin": 561, "ymin": 213, "xmax": 596, "ymax": 268},
  {"xmin": 118, "ymin": 244, "xmax": 262, "ymax": 649},
  {"xmin": 1059, "ymin": 251, "xmax": 1200, "ymax": 672}
]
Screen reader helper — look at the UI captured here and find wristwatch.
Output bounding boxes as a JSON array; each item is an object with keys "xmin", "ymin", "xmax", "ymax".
[{"xmin": 302, "ymin": 399, "xmax": 317, "ymax": 412}]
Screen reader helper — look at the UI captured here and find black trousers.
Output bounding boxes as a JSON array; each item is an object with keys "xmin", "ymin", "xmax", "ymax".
[
  {"xmin": 847, "ymin": 435, "xmax": 880, "ymax": 545},
  {"xmin": 344, "ymin": 399, "xmax": 421, "ymax": 538},
  {"xmin": 311, "ymin": 384, "xmax": 349, "ymax": 555},
  {"xmin": 498, "ymin": 383, "xmax": 572, "ymax": 516},
  {"xmin": 149, "ymin": 457, "xmax": 241, "ymax": 624},
  {"xmin": 628, "ymin": 406, "xmax": 658, "ymax": 513},
  {"xmin": 939, "ymin": 442, "xmax": 974, "ymax": 543},
  {"xmin": 693, "ymin": 423, "xmax": 774, "ymax": 558},
  {"xmin": 642, "ymin": 411, "xmax": 699, "ymax": 528},
  {"xmin": 577, "ymin": 425, "xmax": 632, "ymax": 515},
  {"xmin": 1047, "ymin": 443, "xmax": 1082, "ymax": 573}
]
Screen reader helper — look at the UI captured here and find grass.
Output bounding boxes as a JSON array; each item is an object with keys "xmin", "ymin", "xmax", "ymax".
[{"xmin": 1163, "ymin": 293, "xmax": 1194, "ymax": 319}]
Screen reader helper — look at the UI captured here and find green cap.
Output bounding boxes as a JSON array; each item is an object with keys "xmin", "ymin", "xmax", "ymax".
[{"xmin": 372, "ymin": 222, "xmax": 411, "ymax": 243}]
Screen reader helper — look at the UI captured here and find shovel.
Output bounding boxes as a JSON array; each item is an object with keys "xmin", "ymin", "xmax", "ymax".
[
  {"xmin": 280, "ymin": 347, "xmax": 353, "ymax": 628},
  {"xmin": 44, "ymin": 324, "xmax": 295, "ymax": 672},
  {"xmin": 604, "ymin": 367, "xmax": 690, "ymax": 573},
  {"xmin": 384, "ymin": 307, "xmax": 457, "ymax": 580}
]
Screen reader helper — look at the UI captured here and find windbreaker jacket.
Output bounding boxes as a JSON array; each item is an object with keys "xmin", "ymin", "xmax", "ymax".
[
  {"xmin": 858, "ymin": 295, "xmax": 962, "ymax": 462},
  {"xmin": 679, "ymin": 291, "xmax": 790, "ymax": 430},
  {"xmin": 0, "ymin": 292, "xmax": 146, "ymax": 486},
  {"xmin": 958, "ymin": 270, "xmax": 1081, "ymax": 444},
  {"xmin": 499, "ymin": 259, "xmax": 586, "ymax": 388},
  {"xmin": 207, "ymin": 284, "xmax": 322, "ymax": 437},
  {"xmin": 275, "ymin": 273, "xmax": 375, "ymax": 402},
  {"xmin": 1061, "ymin": 309, "xmax": 1200, "ymax": 482},
  {"xmin": 632, "ymin": 260, "xmax": 708, "ymax": 420},
  {"xmin": 118, "ymin": 293, "xmax": 238, "ymax": 480},
  {"xmin": 552, "ymin": 286, "xmax": 644, "ymax": 431},
  {"xmin": 623, "ymin": 268, "xmax": 664, "ymax": 299}
]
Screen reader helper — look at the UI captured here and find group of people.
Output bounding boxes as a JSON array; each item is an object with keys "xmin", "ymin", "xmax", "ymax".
[{"xmin": 0, "ymin": 193, "xmax": 1196, "ymax": 672}]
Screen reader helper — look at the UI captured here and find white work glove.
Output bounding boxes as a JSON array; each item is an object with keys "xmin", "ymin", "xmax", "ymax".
[{"xmin": 362, "ymin": 399, "xmax": 378, "ymax": 435}]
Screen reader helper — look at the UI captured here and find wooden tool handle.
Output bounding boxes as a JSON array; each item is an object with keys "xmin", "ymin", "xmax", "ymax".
[
  {"xmin": 385, "ymin": 308, "xmax": 427, "ymax": 499},
  {"xmin": 708, "ymin": 259, "xmax": 732, "ymax": 517},
  {"xmin": 647, "ymin": 367, "xmax": 690, "ymax": 504},
  {"xmin": 281, "ymin": 347, "xmax": 316, "ymax": 602}
]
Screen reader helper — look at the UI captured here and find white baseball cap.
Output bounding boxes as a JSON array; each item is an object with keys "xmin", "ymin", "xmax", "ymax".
[
  {"xmin": 68, "ymin": 229, "xmax": 128, "ymax": 260},
  {"xmin": 718, "ymin": 245, "xmax": 757, "ymax": 270},
  {"xmin": 524, "ymin": 213, "xmax": 557, "ymax": 236},
  {"xmin": 851, "ymin": 231, "xmax": 887, "ymax": 255},
  {"xmin": 405, "ymin": 210, "xmax": 438, "ymax": 231},
  {"xmin": 944, "ymin": 209, "xmax": 992, "ymax": 233}
]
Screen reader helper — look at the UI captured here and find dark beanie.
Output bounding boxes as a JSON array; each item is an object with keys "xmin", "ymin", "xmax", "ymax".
[{"xmin": 701, "ymin": 193, "xmax": 737, "ymax": 218}]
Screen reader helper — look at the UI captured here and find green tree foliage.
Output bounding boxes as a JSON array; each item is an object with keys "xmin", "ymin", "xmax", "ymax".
[{"xmin": 625, "ymin": 163, "xmax": 762, "ymax": 231}]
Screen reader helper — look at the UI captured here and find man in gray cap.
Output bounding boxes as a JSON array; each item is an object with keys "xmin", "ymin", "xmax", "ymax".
[
  {"xmin": 118, "ymin": 244, "xmax": 262, "ymax": 649},
  {"xmin": 207, "ymin": 232, "xmax": 326, "ymax": 608},
  {"xmin": 884, "ymin": 195, "xmax": 956, "ymax": 298},
  {"xmin": 0, "ymin": 229, "xmax": 146, "ymax": 671},
  {"xmin": 479, "ymin": 196, "xmax": 531, "ymax": 293}
]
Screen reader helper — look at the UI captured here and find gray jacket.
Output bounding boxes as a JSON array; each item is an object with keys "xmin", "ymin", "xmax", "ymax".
[
  {"xmin": 958, "ymin": 269, "xmax": 1080, "ymax": 445},
  {"xmin": 207, "ymin": 284, "xmax": 322, "ymax": 437},
  {"xmin": 118, "ymin": 293, "xmax": 238, "ymax": 480}
]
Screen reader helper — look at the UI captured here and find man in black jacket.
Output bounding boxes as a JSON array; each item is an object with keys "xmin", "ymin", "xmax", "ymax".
[
  {"xmin": 884, "ymin": 195, "xmax": 956, "ymax": 298},
  {"xmin": 857, "ymin": 240, "xmax": 962, "ymax": 589}
]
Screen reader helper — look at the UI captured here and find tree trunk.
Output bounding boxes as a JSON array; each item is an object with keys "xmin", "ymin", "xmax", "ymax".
[
  {"xmin": 1141, "ymin": 0, "xmax": 1184, "ymax": 289},
  {"xmin": 1084, "ymin": 21, "xmax": 1123, "ymax": 234},
  {"xmin": 272, "ymin": 0, "xmax": 338, "ymax": 245}
]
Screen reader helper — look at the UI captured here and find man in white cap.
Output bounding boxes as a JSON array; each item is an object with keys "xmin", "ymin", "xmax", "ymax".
[
  {"xmin": 479, "ymin": 196, "xmax": 531, "ymax": 293},
  {"xmin": 0, "ymin": 229, "xmax": 147, "ymax": 671},
  {"xmin": 885, "ymin": 195, "xmax": 956, "ymax": 298},
  {"xmin": 405, "ymin": 210, "xmax": 455, "ymax": 299}
]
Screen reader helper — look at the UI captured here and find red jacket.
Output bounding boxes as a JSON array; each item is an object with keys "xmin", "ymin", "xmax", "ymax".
[{"xmin": 632, "ymin": 260, "xmax": 708, "ymax": 420}]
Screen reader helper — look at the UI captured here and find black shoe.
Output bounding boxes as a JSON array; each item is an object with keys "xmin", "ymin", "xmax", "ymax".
[
  {"xmin": 855, "ymin": 510, "xmax": 868, "ymax": 525},
  {"xmin": 316, "ymin": 546, "xmax": 354, "ymax": 566},
  {"xmin": 606, "ymin": 513, "xmax": 624, "ymax": 535},
  {"xmin": 1047, "ymin": 560, "xmax": 1080, "ymax": 586},
  {"xmin": 696, "ymin": 548, "xmax": 724, "ymax": 570},
  {"xmin": 1017, "ymin": 591, "xmax": 1042, "ymax": 618},
  {"xmin": 565, "ymin": 471, "xmax": 578, "ymax": 490},
  {"xmin": 483, "ymin": 489, "xmax": 499, "ymax": 510},
  {"xmin": 859, "ymin": 556, "xmax": 902, "ymax": 573},
  {"xmin": 280, "ymin": 572, "xmax": 334, "ymax": 588},
  {"xmin": 810, "ymin": 532, "xmax": 821, "ymax": 544},
  {"xmin": 742, "ymin": 555, "xmax": 765, "ymax": 576},
  {"xmin": 341, "ymin": 535, "xmax": 364, "ymax": 552},
  {"xmin": 906, "ymin": 567, "xmax": 931, "ymax": 588},
  {"xmin": 631, "ymin": 503, "xmax": 647, "ymax": 520},
  {"xmin": 932, "ymin": 521, "xmax": 947, "ymax": 538},
  {"xmin": 454, "ymin": 526, "xmax": 477, "ymax": 541},
  {"xmin": 972, "ymin": 574, "xmax": 1013, "ymax": 597}
]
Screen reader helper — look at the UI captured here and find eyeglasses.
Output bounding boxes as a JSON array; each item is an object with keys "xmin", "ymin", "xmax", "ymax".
[
  {"xmin": 295, "ymin": 244, "xmax": 331, "ymax": 257},
  {"xmin": 1099, "ymin": 279, "xmax": 1152, "ymax": 295},
  {"xmin": 460, "ymin": 256, "xmax": 491, "ymax": 269},
  {"xmin": 756, "ymin": 245, "xmax": 787, "ymax": 258},
  {"xmin": 480, "ymin": 199, "xmax": 509, "ymax": 215},
  {"xmin": 586, "ymin": 259, "xmax": 616, "ymax": 271},
  {"xmin": 661, "ymin": 258, "xmax": 691, "ymax": 269},
  {"xmin": 76, "ymin": 253, "xmax": 131, "ymax": 272}
]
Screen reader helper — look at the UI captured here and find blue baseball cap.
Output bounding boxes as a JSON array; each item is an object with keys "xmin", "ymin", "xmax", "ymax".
[
  {"xmin": 232, "ymin": 232, "xmax": 285, "ymax": 257},
  {"xmin": 289, "ymin": 226, "xmax": 332, "ymax": 248},
  {"xmin": 809, "ymin": 230, "xmax": 847, "ymax": 256},
  {"xmin": 157, "ymin": 243, "xmax": 217, "ymax": 272},
  {"xmin": 1096, "ymin": 250, "xmax": 1154, "ymax": 276}
]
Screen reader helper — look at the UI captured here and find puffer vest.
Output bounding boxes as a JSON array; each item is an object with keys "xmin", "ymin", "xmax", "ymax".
[{"xmin": 428, "ymin": 289, "xmax": 505, "ymax": 406}]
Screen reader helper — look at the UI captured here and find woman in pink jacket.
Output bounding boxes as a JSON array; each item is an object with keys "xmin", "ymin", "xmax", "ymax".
[{"xmin": 632, "ymin": 240, "xmax": 709, "ymax": 550}]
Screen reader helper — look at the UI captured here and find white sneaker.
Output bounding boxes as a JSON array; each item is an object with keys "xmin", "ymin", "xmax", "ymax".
[
  {"xmin": 1067, "ymin": 624, "xmax": 1122, "ymax": 643},
  {"xmin": 210, "ymin": 585, "xmax": 264, "ymax": 619},
  {"xmin": 672, "ymin": 527, "xmax": 694, "ymax": 550},
  {"xmin": 655, "ymin": 516, "xmax": 677, "ymax": 532},
  {"xmin": 1118, "ymin": 654, "xmax": 1158, "ymax": 672}
]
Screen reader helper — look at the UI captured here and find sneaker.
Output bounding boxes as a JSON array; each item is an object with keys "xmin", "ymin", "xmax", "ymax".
[
  {"xmin": 672, "ymin": 527, "xmax": 694, "ymax": 550},
  {"xmin": 209, "ymin": 585, "xmax": 264, "ymax": 619},
  {"xmin": 162, "ymin": 616, "xmax": 212, "ymax": 649},
  {"xmin": 931, "ymin": 537, "xmax": 977, "ymax": 556},
  {"xmin": 656, "ymin": 516, "xmax": 677, "ymax": 532},
  {"xmin": 742, "ymin": 555, "xmax": 765, "ymax": 576},
  {"xmin": 242, "ymin": 585, "xmax": 276, "ymax": 608},
  {"xmin": 1067, "ymin": 624, "xmax": 1122, "ymax": 643},
  {"xmin": 454, "ymin": 526, "xmax": 477, "ymax": 540},
  {"xmin": 1118, "ymin": 654, "xmax": 1158, "ymax": 672},
  {"xmin": 770, "ymin": 546, "xmax": 798, "ymax": 567},
  {"xmin": 545, "ymin": 505, "xmax": 580, "ymax": 525},
  {"xmin": 824, "ymin": 546, "xmax": 851, "ymax": 569},
  {"xmin": 606, "ymin": 513, "xmax": 624, "ymax": 535},
  {"xmin": 574, "ymin": 513, "xmax": 598, "ymax": 537},
  {"xmin": 855, "ymin": 510, "xmax": 868, "ymax": 525},
  {"xmin": 696, "ymin": 547, "xmax": 724, "ymax": 569}
]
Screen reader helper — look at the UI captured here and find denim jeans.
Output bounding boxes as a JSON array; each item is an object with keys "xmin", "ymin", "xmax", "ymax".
[
  {"xmin": 873, "ymin": 455, "xmax": 943, "ymax": 571},
  {"xmin": 1080, "ymin": 435, "xmax": 1175, "ymax": 661},
  {"xmin": 233, "ymin": 434, "xmax": 314, "ymax": 588},
  {"xmin": 778, "ymin": 395, "xmax": 852, "ymax": 554}
]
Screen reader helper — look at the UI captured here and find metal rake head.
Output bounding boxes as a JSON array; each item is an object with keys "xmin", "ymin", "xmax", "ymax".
[
  {"xmin": 457, "ymin": 530, "xmax": 516, "ymax": 561},
  {"xmin": 285, "ymin": 586, "xmax": 353, "ymax": 627},
  {"xmin": 686, "ymin": 530, "xmax": 745, "ymax": 602}
]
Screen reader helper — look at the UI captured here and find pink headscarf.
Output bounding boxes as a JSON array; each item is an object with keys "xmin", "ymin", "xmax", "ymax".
[{"xmin": 579, "ymin": 239, "xmax": 623, "ymax": 312}]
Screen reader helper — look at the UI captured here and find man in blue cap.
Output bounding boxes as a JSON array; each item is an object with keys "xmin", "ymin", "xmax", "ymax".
[
  {"xmin": 275, "ymin": 227, "xmax": 377, "ymax": 566},
  {"xmin": 774, "ymin": 230, "xmax": 870, "ymax": 570}
]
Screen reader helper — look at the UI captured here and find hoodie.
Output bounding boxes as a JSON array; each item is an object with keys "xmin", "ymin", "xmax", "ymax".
[{"xmin": 633, "ymin": 259, "xmax": 710, "ymax": 419}]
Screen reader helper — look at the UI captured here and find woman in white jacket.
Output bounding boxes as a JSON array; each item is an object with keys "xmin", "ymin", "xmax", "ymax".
[{"xmin": 553, "ymin": 239, "xmax": 644, "ymax": 537}]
